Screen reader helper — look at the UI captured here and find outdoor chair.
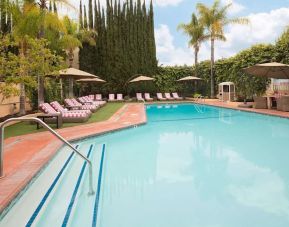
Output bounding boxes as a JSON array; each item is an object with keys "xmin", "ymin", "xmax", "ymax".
[
  {"xmin": 157, "ymin": 93, "xmax": 166, "ymax": 101},
  {"xmin": 39, "ymin": 103, "xmax": 89, "ymax": 123},
  {"xmin": 277, "ymin": 96, "xmax": 289, "ymax": 112},
  {"xmin": 117, "ymin": 94, "xmax": 124, "ymax": 101},
  {"xmin": 50, "ymin": 101, "xmax": 92, "ymax": 117},
  {"xmin": 65, "ymin": 99, "xmax": 98, "ymax": 112},
  {"xmin": 136, "ymin": 93, "xmax": 144, "ymax": 102},
  {"xmin": 108, "ymin": 94, "xmax": 115, "ymax": 101},
  {"xmin": 253, "ymin": 96, "xmax": 268, "ymax": 109},
  {"xmin": 144, "ymin": 93, "xmax": 153, "ymax": 102},
  {"xmin": 95, "ymin": 94, "xmax": 103, "ymax": 101},
  {"xmin": 172, "ymin": 92, "xmax": 183, "ymax": 100},
  {"xmin": 88, "ymin": 95, "xmax": 95, "ymax": 101},
  {"xmin": 164, "ymin": 93, "xmax": 174, "ymax": 100},
  {"xmin": 83, "ymin": 96, "xmax": 106, "ymax": 106}
]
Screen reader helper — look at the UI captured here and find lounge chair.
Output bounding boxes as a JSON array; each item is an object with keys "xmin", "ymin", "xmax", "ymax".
[
  {"xmin": 144, "ymin": 93, "xmax": 153, "ymax": 102},
  {"xmin": 253, "ymin": 96, "xmax": 268, "ymax": 109},
  {"xmin": 157, "ymin": 93, "xmax": 166, "ymax": 101},
  {"xmin": 50, "ymin": 101, "xmax": 92, "ymax": 117},
  {"xmin": 95, "ymin": 94, "xmax": 102, "ymax": 101},
  {"xmin": 88, "ymin": 95, "xmax": 95, "ymax": 101},
  {"xmin": 136, "ymin": 93, "xmax": 144, "ymax": 102},
  {"xmin": 108, "ymin": 94, "xmax": 115, "ymax": 102},
  {"xmin": 83, "ymin": 96, "xmax": 106, "ymax": 106},
  {"xmin": 116, "ymin": 94, "xmax": 124, "ymax": 101},
  {"xmin": 164, "ymin": 93, "xmax": 174, "ymax": 100},
  {"xmin": 277, "ymin": 96, "xmax": 289, "ymax": 111},
  {"xmin": 172, "ymin": 92, "xmax": 183, "ymax": 100},
  {"xmin": 64, "ymin": 98, "xmax": 98, "ymax": 112},
  {"xmin": 39, "ymin": 103, "xmax": 89, "ymax": 123}
]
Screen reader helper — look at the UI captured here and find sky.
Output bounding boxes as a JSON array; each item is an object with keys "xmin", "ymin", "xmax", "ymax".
[{"xmin": 66, "ymin": 0, "xmax": 289, "ymax": 66}]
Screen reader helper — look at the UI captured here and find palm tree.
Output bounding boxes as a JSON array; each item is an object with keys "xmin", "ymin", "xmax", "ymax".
[
  {"xmin": 178, "ymin": 13, "xmax": 205, "ymax": 77},
  {"xmin": 59, "ymin": 16, "xmax": 96, "ymax": 98},
  {"xmin": 11, "ymin": 1, "xmax": 41, "ymax": 115},
  {"xmin": 197, "ymin": 0, "xmax": 249, "ymax": 97},
  {"xmin": 37, "ymin": 0, "xmax": 73, "ymax": 105}
]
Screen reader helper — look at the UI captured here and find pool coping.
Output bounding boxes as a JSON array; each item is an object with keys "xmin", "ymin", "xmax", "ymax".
[{"xmin": 0, "ymin": 103, "xmax": 147, "ymax": 215}]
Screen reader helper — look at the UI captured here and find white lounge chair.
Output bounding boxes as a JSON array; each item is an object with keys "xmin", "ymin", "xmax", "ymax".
[
  {"xmin": 108, "ymin": 94, "xmax": 115, "ymax": 102},
  {"xmin": 164, "ymin": 93, "xmax": 174, "ymax": 100},
  {"xmin": 157, "ymin": 93, "xmax": 166, "ymax": 101},
  {"xmin": 172, "ymin": 92, "xmax": 183, "ymax": 100},
  {"xmin": 95, "ymin": 94, "xmax": 102, "ymax": 101},
  {"xmin": 136, "ymin": 93, "xmax": 144, "ymax": 102},
  {"xmin": 144, "ymin": 93, "xmax": 153, "ymax": 101},
  {"xmin": 117, "ymin": 94, "xmax": 124, "ymax": 101}
]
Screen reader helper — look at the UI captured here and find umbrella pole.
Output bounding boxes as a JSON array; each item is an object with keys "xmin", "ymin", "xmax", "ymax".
[{"xmin": 68, "ymin": 77, "xmax": 74, "ymax": 98}]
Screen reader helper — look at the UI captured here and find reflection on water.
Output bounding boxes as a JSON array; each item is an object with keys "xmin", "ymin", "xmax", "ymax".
[{"xmin": 96, "ymin": 104, "xmax": 289, "ymax": 227}]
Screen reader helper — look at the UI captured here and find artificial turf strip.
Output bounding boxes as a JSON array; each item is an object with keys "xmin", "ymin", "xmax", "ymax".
[{"xmin": 4, "ymin": 103, "xmax": 124, "ymax": 139}]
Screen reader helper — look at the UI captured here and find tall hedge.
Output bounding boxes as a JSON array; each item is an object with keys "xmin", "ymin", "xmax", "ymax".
[{"xmin": 79, "ymin": 0, "xmax": 157, "ymax": 93}]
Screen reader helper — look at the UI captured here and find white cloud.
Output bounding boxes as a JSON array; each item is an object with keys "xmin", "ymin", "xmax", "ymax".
[
  {"xmin": 221, "ymin": 0, "xmax": 245, "ymax": 15},
  {"xmin": 152, "ymin": 0, "xmax": 184, "ymax": 7},
  {"xmin": 155, "ymin": 24, "xmax": 195, "ymax": 66},
  {"xmin": 156, "ymin": 7, "xmax": 289, "ymax": 66}
]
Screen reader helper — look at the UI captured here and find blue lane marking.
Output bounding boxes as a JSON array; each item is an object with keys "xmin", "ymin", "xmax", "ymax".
[
  {"xmin": 26, "ymin": 145, "xmax": 78, "ymax": 227},
  {"xmin": 62, "ymin": 144, "xmax": 94, "ymax": 227},
  {"xmin": 92, "ymin": 144, "xmax": 106, "ymax": 227}
]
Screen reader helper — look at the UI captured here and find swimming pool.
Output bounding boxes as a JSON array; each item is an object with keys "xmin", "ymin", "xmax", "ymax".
[{"xmin": 1, "ymin": 103, "xmax": 289, "ymax": 226}]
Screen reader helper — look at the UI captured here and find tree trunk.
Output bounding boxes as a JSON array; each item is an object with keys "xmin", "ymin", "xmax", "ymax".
[
  {"xmin": 37, "ymin": 0, "xmax": 47, "ymax": 107},
  {"xmin": 210, "ymin": 37, "xmax": 215, "ymax": 98},
  {"xmin": 19, "ymin": 41, "xmax": 26, "ymax": 116},
  {"xmin": 19, "ymin": 82, "xmax": 26, "ymax": 116},
  {"xmin": 194, "ymin": 47, "xmax": 198, "ymax": 78}
]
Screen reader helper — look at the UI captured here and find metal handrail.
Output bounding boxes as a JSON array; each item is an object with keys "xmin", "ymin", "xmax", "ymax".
[{"xmin": 0, "ymin": 117, "xmax": 95, "ymax": 195}]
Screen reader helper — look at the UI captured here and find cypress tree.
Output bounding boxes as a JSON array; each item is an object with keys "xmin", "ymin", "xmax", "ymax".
[
  {"xmin": 79, "ymin": 0, "xmax": 157, "ymax": 93},
  {"xmin": 83, "ymin": 5, "xmax": 88, "ymax": 29},
  {"xmin": 53, "ymin": 0, "xmax": 57, "ymax": 14},
  {"xmin": 79, "ymin": 0, "xmax": 83, "ymax": 29},
  {"xmin": 88, "ymin": 0, "xmax": 93, "ymax": 29},
  {"xmin": 49, "ymin": 0, "xmax": 52, "ymax": 12},
  {"xmin": 0, "ymin": 0, "xmax": 7, "ymax": 34}
]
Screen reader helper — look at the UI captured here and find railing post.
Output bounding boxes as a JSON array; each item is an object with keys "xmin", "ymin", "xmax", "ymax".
[{"xmin": 0, "ymin": 123, "xmax": 4, "ymax": 177}]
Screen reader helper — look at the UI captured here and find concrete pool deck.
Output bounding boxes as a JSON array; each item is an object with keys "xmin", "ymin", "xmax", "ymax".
[
  {"xmin": 1, "ymin": 100, "xmax": 289, "ymax": 214},
  {"xmin": 0, "ymin": 103, "xmax": 146, "ymax": 213}
]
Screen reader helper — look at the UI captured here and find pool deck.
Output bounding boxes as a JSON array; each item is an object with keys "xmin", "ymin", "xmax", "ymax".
[
  {"xmin": 0, "ymin": 103, "xmax": 146, "ymax": 214},
  {"xmin": 195, "ymin": 99, "xmax": 289, "ymax": 118},
  {"xmin": 1, "ymin": 100, "xmax": 289, "ymax": 214}
]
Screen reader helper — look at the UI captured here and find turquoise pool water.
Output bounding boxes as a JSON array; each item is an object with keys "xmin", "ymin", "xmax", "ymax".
[{"xmin": 4, "ymin": 103, "xmax": 289, "ymax": 227}]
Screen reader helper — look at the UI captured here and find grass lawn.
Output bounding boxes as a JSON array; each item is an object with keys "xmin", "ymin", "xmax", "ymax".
[{"xmin": 4, "ymin": 103, "xmax": 124, "ymax": 139}]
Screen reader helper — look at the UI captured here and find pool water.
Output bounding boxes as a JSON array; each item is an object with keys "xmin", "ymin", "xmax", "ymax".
[{"xmin": 2, "ymin": 104, "xmax": 289, "ymax": 227}]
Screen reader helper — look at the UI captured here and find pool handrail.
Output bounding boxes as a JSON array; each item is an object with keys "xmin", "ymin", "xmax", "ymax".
[{"xmin": 0, "ymin": 117, "xmax": 95, "ymax": 195}]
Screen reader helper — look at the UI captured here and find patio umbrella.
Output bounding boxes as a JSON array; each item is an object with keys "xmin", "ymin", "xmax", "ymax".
[
  {"xmin": 76, "ymin": 78, "xmax": 106, "ymax": 83},
  {"xmin": 55, "ymin": 68, "xmax": 99, "ymax": 98},
  {"xmin": 243, "ymin": 62, "xmax": 289, "ymax": 79},
  {"xmin": 129, "ymin": 75, "xmax": 155, "ymax": 83},
  {"xmin": 177, "ymin": 76, "xmax": 202, "ymax": 81},
  {"xmin": 76, "ymin": 78, "xmax": 106, "ymax": 96},
  {"xmin": 177, "ymin": 76, "xmax": 202, "ymax": 95}
]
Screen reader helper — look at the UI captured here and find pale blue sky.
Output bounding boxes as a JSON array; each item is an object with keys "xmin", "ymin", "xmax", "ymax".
[{"xmin": 68, "ymin": 0, "xmax": 289, "ymax": 65}]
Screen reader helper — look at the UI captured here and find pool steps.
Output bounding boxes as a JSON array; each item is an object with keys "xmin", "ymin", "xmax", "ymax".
[{"xmin": 30, "ymin": 143, "xmax": 106, "ymax": 227}]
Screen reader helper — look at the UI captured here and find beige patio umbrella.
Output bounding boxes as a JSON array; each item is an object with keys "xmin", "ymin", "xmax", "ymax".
[
  {"xmin": 243, "ymin": 62, "xmax": 289, "ymax": 79},
  {"xmin": 177, "ymin": 76, "xmax": 202, "ymax": 81},
  {"xmin": 129, "ymin": 75, "xmax": 155, "ymax": 83},
  {"xmin": 57, "ymin": 68, "xmax": 99, "ymax": 98},
  {"xmin": 177, "ymin": 76, "xmax": 202, "ymax": 95},
  {"xmin": 76, "ymin": 78, "xmax": 106, "ymax": 83}
]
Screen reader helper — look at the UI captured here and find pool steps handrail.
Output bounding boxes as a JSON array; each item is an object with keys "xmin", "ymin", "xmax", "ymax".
[{"xmin": 0, "ymin": 117, "xmax": 95, "ymax": 195}]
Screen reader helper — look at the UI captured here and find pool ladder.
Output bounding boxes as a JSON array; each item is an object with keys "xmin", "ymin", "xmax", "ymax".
[{"xmin": 0, "ymin": 117, "xmax": 95, "ymax": 195}]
